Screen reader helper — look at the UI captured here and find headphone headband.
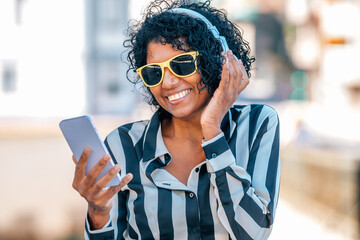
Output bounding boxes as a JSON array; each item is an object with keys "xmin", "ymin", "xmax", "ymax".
[{"xmin": 167, "ymin": 8, "xmax": 230, "ymax": 52}]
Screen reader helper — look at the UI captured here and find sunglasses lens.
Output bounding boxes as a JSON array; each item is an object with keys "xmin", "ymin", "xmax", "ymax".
[
  {"xmin": 170, "ymin": 54, "xmax": 196, "ymax": 76},
  {"xmin": 141, "ymin": 65, "xmax": 162, "ymax": 86}
]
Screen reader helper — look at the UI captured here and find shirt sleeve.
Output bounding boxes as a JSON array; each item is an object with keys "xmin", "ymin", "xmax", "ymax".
[
  {"xmin": 201, "ymin": 106, "xmax": 280, "ymax": 240},
  {"xmin": 84, "ymin": 195, "xmax": 117, "ymax": 240},
  {"xmin": 84, "ymin": 216, "xmax": 114, "ymax": 240}
]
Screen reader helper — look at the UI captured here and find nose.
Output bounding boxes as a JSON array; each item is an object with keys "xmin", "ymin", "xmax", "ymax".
[{"xmin": 161, "ymin": 67, "xmax": 180, "ymax": 89}]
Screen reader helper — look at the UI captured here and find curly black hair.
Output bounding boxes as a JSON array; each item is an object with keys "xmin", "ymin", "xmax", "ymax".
[{"xmin": 124, "ymin": 0, "xmax": 255, "ymax": 118}]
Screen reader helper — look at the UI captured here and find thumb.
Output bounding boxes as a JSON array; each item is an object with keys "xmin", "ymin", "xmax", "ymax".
[{"xmin": 72, "ymin": 155, "xmax": 77, "ymax": 165}]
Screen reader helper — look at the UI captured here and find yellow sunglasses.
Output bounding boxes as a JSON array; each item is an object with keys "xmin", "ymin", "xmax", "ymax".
[{"xmin": 136, "ymin": 51, "xmax": 199, "ymax": 87}]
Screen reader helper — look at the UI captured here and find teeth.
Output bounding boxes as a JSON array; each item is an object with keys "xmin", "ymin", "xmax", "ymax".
[{"xmin": 168, "ymin": 90, "xmax": 190, "ymax": 101}]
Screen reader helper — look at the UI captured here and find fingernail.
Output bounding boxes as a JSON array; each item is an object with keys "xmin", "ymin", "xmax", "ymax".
[{"xmin": 114, "ymin": 165, "xmax": 121, "ymax": 171}]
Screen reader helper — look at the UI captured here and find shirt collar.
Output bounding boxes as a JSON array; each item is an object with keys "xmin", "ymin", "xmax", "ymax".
[{"xmin": 142, "ymin": 110, "xmax": 170, "ymax": 163}]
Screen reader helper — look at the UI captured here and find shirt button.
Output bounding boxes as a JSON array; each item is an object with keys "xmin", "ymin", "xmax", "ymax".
[
  {"xmin": 192, "ymin": 227, "xmax": 198, "ymax": 233},
  {"xmin": 189, "ymin": 192, "xmax": 195, "ymax": 198},
  {"xmin": 211, "ymin": 153, "xmax": 217, "ymax": 158}
]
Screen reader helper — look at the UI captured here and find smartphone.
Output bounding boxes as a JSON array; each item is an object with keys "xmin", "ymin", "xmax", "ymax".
[{"xmin": 59, "ymin": 116, "xmax": 121, "ymax": 187}]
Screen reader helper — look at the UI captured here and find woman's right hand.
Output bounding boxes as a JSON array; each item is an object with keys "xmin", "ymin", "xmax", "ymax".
[{"xmin": 72, "ymin": 147, "xmax": 133, "ymax": 229}]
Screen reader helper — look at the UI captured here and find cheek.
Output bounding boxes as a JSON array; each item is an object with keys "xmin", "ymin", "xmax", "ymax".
[
  {"xmin": 199, "ymin": 89, "xmax": 211, "ymax": 102},
  {"xmin": 189, "ymin": 72, "xmax": 202, "ymax": 87},
  {"xmin": 193, "ymin": 74, "xmax": 208, "ymax": 93},
  {"xmin": 149, "ymin": 87, "xmax": 162, "ymax": 102}
]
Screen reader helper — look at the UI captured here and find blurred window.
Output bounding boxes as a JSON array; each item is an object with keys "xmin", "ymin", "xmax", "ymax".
[
  {"xmin": 98, "ymin": 0, "xmax": 123, "ymax": 30},
  {"xmin": 15, "ymin": 0, "xmax": 26, "ymax": 25},
  {"xmin": 98, "ymin": 59, "xmax": 121, "ymax": 95},
  {"xmin": 2, "ymin": 62, "xmax": 17, "ymax": 93}
]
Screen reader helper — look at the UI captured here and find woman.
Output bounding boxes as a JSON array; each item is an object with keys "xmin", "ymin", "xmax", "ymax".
[{"xmin": 72, "ymin": 0, "xmax": 280, "ymax": 239}]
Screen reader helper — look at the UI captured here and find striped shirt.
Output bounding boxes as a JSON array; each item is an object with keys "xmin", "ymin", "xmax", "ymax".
[{"xmin": 84, "ymin": 104, "xmax": 280, "ymax": 240}]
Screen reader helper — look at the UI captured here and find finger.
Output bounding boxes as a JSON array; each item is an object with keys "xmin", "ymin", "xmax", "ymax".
[
  {"xmin": 94, "ymin": 164, "xmax": 122, "ymax": 190},
  {"xmin": 226, "ymin": 50, "xmax": 239, "ymax": 91},
  {"xmin": 229, "ymin": 50, "xmax": 243, "ymax": 90},
  {"xmin": 223, "ymin": 50, "xmax": 243, "ymax": 105},
  {"xmin": 219, "ymin": 52, "xmax": 230, "ymax": 92},
  {"xmin": 238, "ymin": 60, "xmax": 250, "ymax": 92},
  {"xmin": 84, "ymin": 154, "xmax": 111, "ymax": 186},
  {"xmin": 238, "ymin": 59, "xmax": 248, "ymax": 80},
  {"xmin": 72, "ymin": 155, "xmax": 77, "ymax": 165},
  {"xmin": 74, "ymin": 147, "xmax": 91, "ymax": 180},
  {"xmin": 104, "ymin": 173, "xmax": 133, "ymax": 199}
]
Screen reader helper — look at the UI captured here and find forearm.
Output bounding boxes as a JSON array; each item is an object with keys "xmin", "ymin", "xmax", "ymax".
[
  {"xmin": 205, "ymin": 144, "xmax": 278, "ymax": 240},
  {"xmin": 202, "ymin": 111, "xmax": 280, "ymax": 239},
  {"xmin": 211, "ymin": 166, "xmax": 276, "ymax": 239}
]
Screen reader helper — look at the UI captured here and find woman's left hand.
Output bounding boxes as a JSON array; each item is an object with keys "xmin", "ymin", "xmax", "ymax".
[{"xmin": 200, "ymin": 50, "xmax": 249, "ymax": 141}]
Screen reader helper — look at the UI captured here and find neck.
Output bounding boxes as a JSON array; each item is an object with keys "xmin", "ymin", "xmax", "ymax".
[{"xmin": 161, "ymin": 113, "xmax": 203, "ymax": 143}]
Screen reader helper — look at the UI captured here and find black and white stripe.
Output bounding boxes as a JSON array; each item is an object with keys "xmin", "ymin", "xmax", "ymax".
[{"xmin": 85, "ymin": 104, "xmax": 280, "ymax": 240}]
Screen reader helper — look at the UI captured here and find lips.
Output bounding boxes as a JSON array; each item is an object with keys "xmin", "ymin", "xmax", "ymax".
[{"xmin": 167, "ymin": 89, "xmax": 191, "ymax": 102}]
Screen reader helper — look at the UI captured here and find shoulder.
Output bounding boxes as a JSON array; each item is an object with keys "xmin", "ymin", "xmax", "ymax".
[
  {"xmin": 232, "ymin": 104, "xmax": 278, "ymax": 120},
  {"xmin": 228, "ymin": 104, "xmax": 279, "ymax": 133},
  {"xmin": 104, "ymin": 120, "xmax": 150, "ymax": 167}
]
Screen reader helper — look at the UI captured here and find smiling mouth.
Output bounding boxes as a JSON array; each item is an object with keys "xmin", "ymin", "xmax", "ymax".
[{"xmin": 167, "ymin": 89, "xmax": 191, "ymax": 102}]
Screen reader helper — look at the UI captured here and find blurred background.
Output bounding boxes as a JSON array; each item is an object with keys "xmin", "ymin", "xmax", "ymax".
[{"xmin": 0, "ymin": 0, "xmax": 359, "ymax": 239}]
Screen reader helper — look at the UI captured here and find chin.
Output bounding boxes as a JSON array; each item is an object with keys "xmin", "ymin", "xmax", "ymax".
[{"xmin": 167, "ymin": 107, "xmax": 204, "ymax": 120}]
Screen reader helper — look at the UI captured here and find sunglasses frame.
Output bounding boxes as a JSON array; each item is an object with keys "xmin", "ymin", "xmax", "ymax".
[{"xmin": 136, "ymin": 51, "xmax": 199, "ymax": 87}]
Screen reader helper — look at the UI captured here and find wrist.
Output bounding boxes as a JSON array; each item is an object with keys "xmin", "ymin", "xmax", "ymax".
[
  {"xmin": 88, "ymin": 205, "xmax": 111, "ymax": 230},
  {"xmin": 202, "ymin": 125, "xmax": 221, "ymax": 142}
]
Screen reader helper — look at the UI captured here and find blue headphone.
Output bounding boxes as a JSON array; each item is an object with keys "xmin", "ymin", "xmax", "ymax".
[{"xmin": 168, "ymin": 8, "xmax": 230, "ymax": 53}]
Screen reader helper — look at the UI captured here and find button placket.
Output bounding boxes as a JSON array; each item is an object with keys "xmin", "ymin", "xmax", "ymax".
[{"xmin": 186, "ymin": 191, "xmax": 200, "ymax": 237}]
